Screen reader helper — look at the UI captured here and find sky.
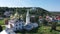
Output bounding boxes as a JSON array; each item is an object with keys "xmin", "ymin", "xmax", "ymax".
[{"xmin": 0, "ymin": 0, "xmax": 60, "ymax": 11}]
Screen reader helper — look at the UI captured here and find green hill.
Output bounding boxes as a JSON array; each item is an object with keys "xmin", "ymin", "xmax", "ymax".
[
  {"xmin": 0, "ymin": 7, "xmax": 50, "ymax": 17},
  {"xmin": 50, "ymin": 12, "xmax": 60, "ymax": 16}
]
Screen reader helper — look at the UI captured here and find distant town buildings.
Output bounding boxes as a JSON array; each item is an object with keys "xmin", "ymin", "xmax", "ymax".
[{"xmin": 4, "ymin": 10, "xmax": 13, "ymax": 17}]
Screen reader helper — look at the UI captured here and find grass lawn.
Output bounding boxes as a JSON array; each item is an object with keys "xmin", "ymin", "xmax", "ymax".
[{"xmin": 0, "ymin": 19, "xmax": 5, "ymax": 25}]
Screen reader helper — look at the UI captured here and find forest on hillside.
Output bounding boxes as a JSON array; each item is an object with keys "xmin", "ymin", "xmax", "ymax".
[{"xmin": 0, "ymin": 7, "xmax": 50, "ymax": 17}]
